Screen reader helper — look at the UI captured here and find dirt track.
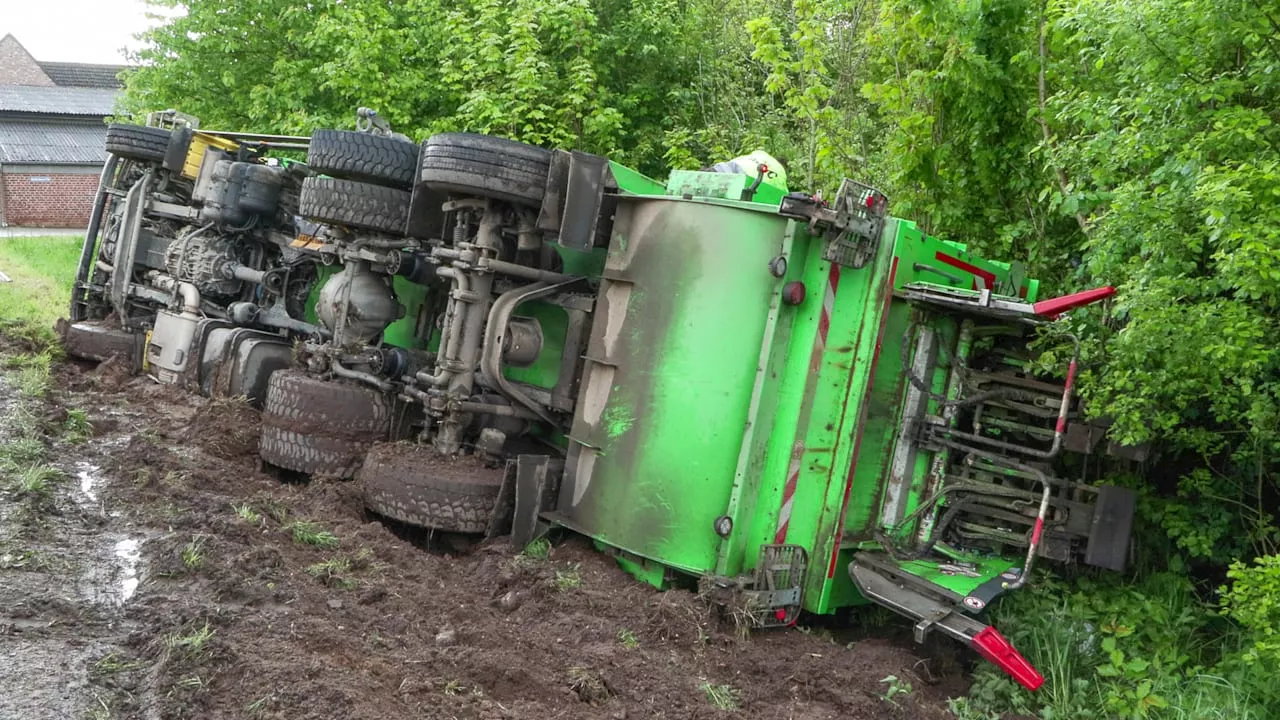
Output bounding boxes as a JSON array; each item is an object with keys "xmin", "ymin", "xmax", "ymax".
[{"xmin": 0, "ymin": 345, "xmax": 970, "ymax": 719}]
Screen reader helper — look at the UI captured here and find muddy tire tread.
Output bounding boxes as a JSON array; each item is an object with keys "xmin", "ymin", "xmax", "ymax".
[
  {"xmin": 259, "ymin": 425, "xmax": 371, "ymax": 478},
  {"xmin": 360, "ymin": 443, "xmax": 503, "ymax": 533}
]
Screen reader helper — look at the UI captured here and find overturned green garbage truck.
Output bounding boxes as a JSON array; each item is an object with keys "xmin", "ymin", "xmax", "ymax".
[{"xmin": 66, "ymin": 110, "xmax": 1136, "ymax": 691}]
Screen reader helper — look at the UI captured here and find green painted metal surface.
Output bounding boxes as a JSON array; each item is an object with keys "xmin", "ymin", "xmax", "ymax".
[
  {"xmin": 556, "ymin": 198, "xmax": 801, "ymax": 575},
  {"xmin": 550, "ymin": 178, "xmax": 1047, "ymax": 618}
]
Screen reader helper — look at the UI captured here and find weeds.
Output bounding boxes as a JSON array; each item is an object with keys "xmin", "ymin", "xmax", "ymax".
[
  {"xmin": 567, "ymin": 666, "xmax": 610, "ymax": 704},
  {"xmin": 232, "ymin": 503, "xmax": 262, "ymax": 524},
  {"xmin": 554, "ymin": 565, "xmax": 583, "ymax": 591},
  {"xmin": 617, "ymin": 628, "xmax": 640, "ymax": 649},
  {"xmin": 879, "ymin": 675, "xmax": 912, "ymax": 706},
  {"xmin": 441, "ymin": 679, "xmax": 465, "ymax": 696},
  {"xmin": 165, "ymin": 622, "xmax": 215, "ymax": 656},
  {"xmin": 181, "ymin": 537, "xmax": 205, "ymax": 570},
  {"xmin": 0, "ymin": 547, "xmax": 51, "ymax": 570},
  {"xmin": 14, "ymin": 464, "xmax": 62, "ymax": 498},
  {"xmin": 522, "ymin": 537, "xmax": 551, "ymax": 560},
  {"xmin": 62, "ymin": 408, "xmax": 92, "ymax": 442},
  {"xmin": 94, "ymin": 653, "xmax": 141, "ymax": 674},
  {"xmin": 176, "ymin": 674, "xmax": 207, "ymax": 690},
  {"xmin": 246, "ymin": 694, "xmax": 274, "ymax": 716},
  {"xmin": 0, "ymin": 436, "xmax": 45, "ymax": 469},
  {"xmin": 15, "ymin": 362, "xmax": 51, "ymax": 398},
  {"xmin": 289, "ymin": 521, "xmax": 338, "ymax": 548},
  {"xmin": 700, "ymin": 681, "xmax": 740, "ymax": 711},
  {"xmin": 306, "ymin": 557, "xmax": 356, "ymax": 589}
]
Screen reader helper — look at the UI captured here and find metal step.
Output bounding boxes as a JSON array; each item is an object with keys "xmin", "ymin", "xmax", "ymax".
[{"xmin": 849, "ymin": 559, "xmax": 1043, "ymax": 691}]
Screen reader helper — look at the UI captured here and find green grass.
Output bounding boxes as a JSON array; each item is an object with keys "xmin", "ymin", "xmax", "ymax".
[
  {"xmin": 553, "ymin": 565, "xmax": 583, "ymax": 591},
  {"xmin": 0, "ymin": 235, "xmax": 81, "ymax": 344},
  {"xmin": 232, "ymin": 503, "xmax": 262, "ymax": 524},
  {"xmin": 63, "ymin": 408, "xmax": 92, "ymax": 442},
  {"xmin": 14, "ymin": 464, "xmax": 62, "ymax": 497},
  {"xmin": 165, "ymin": 622, "xmax": 215, "ymax": 656},
  {"xmin": 289, "ymin": 521, "xmax": 339, "ymax": 548},
  {"xmin": 519, "ymin": 535, "xmax": 550, "ymax": 558},
  {"xmin": 617, "ymin": 628, "xmax": 640, "ymax": 649},
  {"xmin": 181, "ymin": 537, "xmax": 205, "ymax": 570},
  {"xmin": 700, "ymin": 682, "xmax": 740, "ymax": 711}
]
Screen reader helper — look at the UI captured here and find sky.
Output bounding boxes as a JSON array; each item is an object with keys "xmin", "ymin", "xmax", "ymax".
[{"xmin": 0, "ymin": 0, "xmax": 170, "ymax": 64}]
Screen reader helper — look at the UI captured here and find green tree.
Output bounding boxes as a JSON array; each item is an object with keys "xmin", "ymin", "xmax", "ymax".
[{"xmin": 122, "ymin": 0, "xmax": 701, "ymax": 175}]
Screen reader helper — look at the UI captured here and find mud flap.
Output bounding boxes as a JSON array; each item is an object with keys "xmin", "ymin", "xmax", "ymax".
[
  {"xmin": 1085, "ymin": 485, "xmax": 1136, "ymax": 572},
  {"xmin": 495, "ymin": 455, "xmax": 563, "ymax": 545},
  {"xmin": 849, "ymin": 560, "xmax": 1043, "ymax": 691}
]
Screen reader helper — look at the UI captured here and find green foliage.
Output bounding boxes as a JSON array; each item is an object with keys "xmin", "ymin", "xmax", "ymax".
[
  {"xmin": 1220, "ymin": 555, "xmax": 1280, "ymax": 670},
  {"xmin": 124, "ymin": 0, "xmax": 701, "ymax": 176},
  {"xmin": 967, "ymin": 573, "xmax": 1269, "ymax": 719}
]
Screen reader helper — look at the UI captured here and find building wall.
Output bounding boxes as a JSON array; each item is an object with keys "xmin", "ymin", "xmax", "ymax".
[{"xmin": 0, "ymin": 167, "xmax": 98, "ymax": 227}]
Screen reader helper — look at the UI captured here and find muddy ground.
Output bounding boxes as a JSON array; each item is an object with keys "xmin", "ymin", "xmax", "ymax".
[{"xmin": 0, "ymin": 343, "xmax": 973, "ymax": 719}]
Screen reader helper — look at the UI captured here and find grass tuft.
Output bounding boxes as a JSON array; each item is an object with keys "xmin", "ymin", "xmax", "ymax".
[
  {"xmin": 617, "ymin": 628, "xmax": 640, "ymax": 649},
  {"xmin": 14, "ymin": 464, "xmax": 62, "ymax": 497},
  {"xmin": 63, "ymin": 408, "xmax": 92, "ymax": 442},
  {"xmin": 165, "ymin": 621, "xmax": 215, "ymax": 656},
  {"xmin": 700, "ymin": 681, "xmax": 740, "ymax": 711},
  {"xmin": 521, "ymin": 537, "xmax": 551, "ymax": 560},
  {"xmin": 181, "ymin": 537, "xmax": 205, "ymax": 570},
  {"xmin": 289, "ymin": 521, "xmax": 339, "ymax": 548},
  {"xmin": 554, "ymin": 564, "xmax": 583, "ymax": 592},
  {"xmin": 232, "ymin": 503, "xmax": 262, "ymax": 524}
]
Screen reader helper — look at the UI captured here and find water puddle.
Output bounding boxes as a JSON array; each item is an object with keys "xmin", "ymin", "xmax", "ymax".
[
  {"xmin": 82, "ymin": 535, "xmax": 146, "ymax": 607},
  {"xmin": 113, "ymin": 539, "xmax": 141, "ymax": 603},
  {"xmin": 76, "ymin": 463, "xmax": 99, "ymax": 504}
]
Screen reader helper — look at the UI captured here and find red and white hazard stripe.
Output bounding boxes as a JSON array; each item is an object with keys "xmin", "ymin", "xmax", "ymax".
[{"xmin": 773, "ymin": 264, "xmax": 842, "ymax": 544}]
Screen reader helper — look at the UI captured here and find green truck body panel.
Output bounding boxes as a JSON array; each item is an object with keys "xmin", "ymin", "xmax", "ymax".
[{"xmin": 552, "ymin": 171, "xmax": 1044, "ymax": 614}]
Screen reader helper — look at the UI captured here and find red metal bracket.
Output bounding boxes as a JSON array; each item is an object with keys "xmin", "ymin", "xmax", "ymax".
[
  {"xmin": 971, "ymin": 626, "xmax": 1044, "ymax": 691},
  {"xmin": 1032, "ymin": 285, "xmax": 1115, "ymax": 319}
]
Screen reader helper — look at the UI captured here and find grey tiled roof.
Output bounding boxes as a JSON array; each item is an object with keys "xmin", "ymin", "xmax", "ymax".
[
  {"xmin": 39, "ymin": 62, "xmax": 127, "ymax": 89},
  {"xmin": 0, "ymin": 85, "xmax": 118, "ymax": 116},
  {"xmin": 0, "ymin": 120, "xmax": 107, "ymax": 164}
]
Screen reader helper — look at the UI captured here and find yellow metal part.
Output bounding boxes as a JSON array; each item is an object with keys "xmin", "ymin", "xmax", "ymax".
[{"xmin": 182, "ymin": 132, "xmax": 241, "ymax": 179}]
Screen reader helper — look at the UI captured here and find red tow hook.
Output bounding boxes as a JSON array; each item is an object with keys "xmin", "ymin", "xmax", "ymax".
[{"xmin": 971, "ymin": 626, "xmax": 1044, "ymax": 690}]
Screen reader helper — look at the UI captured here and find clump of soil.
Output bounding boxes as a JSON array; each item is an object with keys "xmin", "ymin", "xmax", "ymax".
[{"xmin": 188, "ymin": 396, "xmax": 260, "ymax": 459}]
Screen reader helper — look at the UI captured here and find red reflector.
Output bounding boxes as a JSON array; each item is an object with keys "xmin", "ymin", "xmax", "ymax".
[
  {"xmin": 775, "ymin": 609, "xmax": 787, "ymax": 621},
  {"xmin": 1031, "ymin": 285, "xmax": 1115, "ymax": 319},
  {"xmin": 783, "ymin": 282, "xmax": 806, "ymax": 305},
  {"xmin": 971, "ymin": 626, "xmax": 1044, "ymax": 691}
]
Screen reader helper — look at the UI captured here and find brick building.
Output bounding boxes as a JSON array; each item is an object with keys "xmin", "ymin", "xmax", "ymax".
[{"xmin": 0, "ymin": 34, "xmax": 125, "ymax": 228}]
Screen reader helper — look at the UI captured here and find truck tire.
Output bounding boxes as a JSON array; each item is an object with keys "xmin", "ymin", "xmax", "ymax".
[
  {"xmin": 260, "ymin": 426, "xmax": 372, "ymax": 479},
  {"xmin": 105, "ymin": 124, "xmax": 172, "ymax": 164},
  {"xmin": 308, "ymin": 130, "xmax": 418, "ymax": 190},
  {"xmin": 298, "ymin": 177, "xmax": 411, "ymax": 235},
  {"xmin": 360, "ymin": 442, "xmax": 504, "ymax": 533},
  {"xmin": 418, "ymin": 133, "xmax": 551, "ymax": 207},
  {"xmin": 260, "ymin": 370, "xmax": 392, "ymax": 478}
]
